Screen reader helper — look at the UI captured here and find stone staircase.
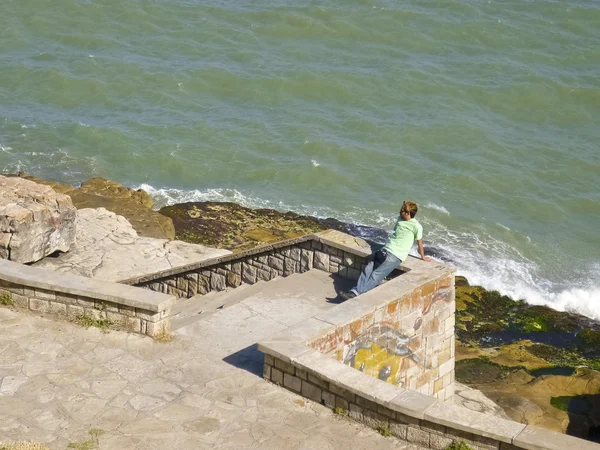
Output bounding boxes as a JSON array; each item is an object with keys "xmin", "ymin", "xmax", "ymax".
[{"xmin": 170, "ymin": 272, "xmax": 341, "ymax": 330}]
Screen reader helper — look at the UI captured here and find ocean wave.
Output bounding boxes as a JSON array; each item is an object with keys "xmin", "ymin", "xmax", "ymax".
[
  {"xmin": 425, "ymin": 223, "xmax": 600, "ymax": 320},
  {"xmin": 425, "ymin": 202, "xmax": 450, "ymax": 215},
  {"xmin": 138, "ymin": 184, "xmax": 396, "ymax": 229},
  {"xmin": 140, "ymin": 184, "xmax": 599, "ymax": 321}
]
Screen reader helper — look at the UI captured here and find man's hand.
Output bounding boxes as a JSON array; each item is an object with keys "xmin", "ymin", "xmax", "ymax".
[{"xmin": 423, "ymin": 256, "xmax": 434, "ymax": 262}]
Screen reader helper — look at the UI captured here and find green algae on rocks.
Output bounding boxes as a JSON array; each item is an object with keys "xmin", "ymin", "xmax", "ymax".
[{"xmin": 159, "ymin": 201, "xmax": 362, "ymax": 252}]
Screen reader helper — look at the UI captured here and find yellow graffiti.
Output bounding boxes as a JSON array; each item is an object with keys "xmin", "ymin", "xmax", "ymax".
[{"xmin": 348, "ymin": 343, "xmax": 405, "ymax": 385}]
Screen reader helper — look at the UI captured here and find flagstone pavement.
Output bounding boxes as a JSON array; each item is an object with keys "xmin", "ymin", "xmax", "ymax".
[{"xmin": 0, "ymin": 304, "xmax": 424, "ymax": 450}]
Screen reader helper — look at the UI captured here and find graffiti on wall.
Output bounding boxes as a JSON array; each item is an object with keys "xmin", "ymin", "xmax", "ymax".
[
  {"xmin": 422, "ymin": 285, "xmax": 453, "ymax": 315},
  {"xmin": 343, "ymin": 324, "xmax": 421, "ymax": 386}
]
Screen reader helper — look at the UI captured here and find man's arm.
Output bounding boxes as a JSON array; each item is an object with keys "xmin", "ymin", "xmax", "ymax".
[{"xmin": 417, "ymin": 240, "xmax": 433, "ymax": 262}]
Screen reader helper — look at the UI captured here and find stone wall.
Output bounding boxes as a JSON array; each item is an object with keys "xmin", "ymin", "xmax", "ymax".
[
  {"xmin": 260, "ymin": 334, "xmax": 600, "ymax": 450},
  {"xmin": 0, "ymin": 259, "xmax": 174, "ymax": 337},
  {"xmin": 130, "ymin": 236, "xmax": 371, "ymax": 298},
  {"xmin": 310, "ymin": 274, "xmax": 455, "ymax": 401},
  {"xmin": 263, "ymin": 353, "xmax": 507, "ymax": 450}
]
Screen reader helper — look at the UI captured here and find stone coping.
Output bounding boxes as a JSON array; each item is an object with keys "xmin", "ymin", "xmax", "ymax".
[
  {"xmin": 119, "ymin": 229, "xmax": 377, "ymax": 286},
  {"xmin": 0, "ymin": 259, "xmax": 175, "ymax": 312},
  {"xmin": 257, "ymin": 261, "xmax": 600, "ymax": 450}
]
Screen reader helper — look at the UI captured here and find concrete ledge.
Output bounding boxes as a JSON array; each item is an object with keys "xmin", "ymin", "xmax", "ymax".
[
  {"xmin": 314, "ymin": 230, "xmax": 372, "ymax": 258},
  {"xmin": 258, "ymin": 249, "xmax": 600, "ymax": 450},
  {"xmin": 513, "ymin": 425, "xmax": 600, "ymax": 450},
  {"xmin": 259, "ymin": 338, "xmax": 600, "ymax": 450},
  {"xmin": 121, "ymin": 234, "xmax": 317, "ymax": 285},
  {"xmin": 0, "ymin": 259, "xmax": 174, "ymax": 312},
  {"xmin": 424, "ymin": 400, "xmax": 526, "ymax": 444},
  {"xmin": 0, "ymin": 259, "xmax": 174, "ymax": 337}
]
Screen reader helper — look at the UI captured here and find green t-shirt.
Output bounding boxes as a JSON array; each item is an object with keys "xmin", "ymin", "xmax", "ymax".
[{"xmin": 383, "ymin": 217, "xmax": 423, "ymax": 262}]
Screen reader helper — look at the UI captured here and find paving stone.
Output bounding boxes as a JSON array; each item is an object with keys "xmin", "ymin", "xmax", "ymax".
[
  {"xmin": 91, "ymin": 379, "xmax": 128, "ymax": 399},
  {"xmin": 137, "ymin": 378, "xmax": 182, "ymax": 401},
  {"xmin": 0, "ymin": 272, "xmax": 431, "ymax": 450},
  {"xmin": 0, "ymin": 375, "xmax": 29, "ymax": 395},
  {"xmin": 129, "ymin": 394, "xmax": 167, "ymax": 411}
]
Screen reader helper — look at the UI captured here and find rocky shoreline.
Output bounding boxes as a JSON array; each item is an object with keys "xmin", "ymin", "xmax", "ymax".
[{"xmin": 4, "ymin": 173, "xmax": 600, "ymax": 442}]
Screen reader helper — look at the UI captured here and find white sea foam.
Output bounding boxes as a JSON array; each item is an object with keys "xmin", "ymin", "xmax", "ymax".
[
  {"xmin": 425, "ymin": 203, "xmax": 450, "ymax": 215},
  {"xmin": 140, "ymin": 184, "xmax": 600, "ymax": 320},
  {"xmin": 311, "ymin": 159, "xmax": 320, "ymax": 167},
  {"xmin": 425, "ymin": 221, "xmax": 600, "ymax": 320}
]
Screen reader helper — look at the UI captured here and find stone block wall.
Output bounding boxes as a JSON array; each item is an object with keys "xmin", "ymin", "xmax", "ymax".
[
  {"xmin": 263, "ymin": 353, "xmax": 512, "ymax": 450},
  {"xmin": 134, "ymin": 237, "xmax": 370, "ymax": 298},
  {"xmin": 0, "ymin": 279, "xmax": 170, "ymax": 337},
  {"xmin": 309, "ymin": 274, "xmax": 455, "ymax": 401}
]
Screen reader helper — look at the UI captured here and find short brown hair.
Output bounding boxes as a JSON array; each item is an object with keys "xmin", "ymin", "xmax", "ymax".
[{"xmin": 402, "ymin": 201, "xmax": 418, "ymax": 218}]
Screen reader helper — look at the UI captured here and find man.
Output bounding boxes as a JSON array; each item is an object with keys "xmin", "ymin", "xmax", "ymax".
[{"xmin": 340, "ymin": 201, "xmax": 432, "ymax": 301}]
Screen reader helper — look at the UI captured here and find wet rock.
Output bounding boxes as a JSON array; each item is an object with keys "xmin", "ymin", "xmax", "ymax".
[
  {"xmin": 159, "ymin": 201, "xmax": 376, "ymax": 252},
  {"xmin": 0, "ymin": 175, "xmax": 76, "ymax": 263},
  {"xmin": 454, "ymin": 280, "xmax": 600, "ymax": 439}
]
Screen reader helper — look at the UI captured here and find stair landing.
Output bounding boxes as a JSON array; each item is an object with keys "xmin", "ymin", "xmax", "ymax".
[{"xmin": 171, "ymin": 270, "xmax": 354, "ymax": 350}]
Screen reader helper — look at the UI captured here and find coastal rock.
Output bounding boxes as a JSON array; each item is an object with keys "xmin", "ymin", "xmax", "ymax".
[
  {"xmin": 0, "ymin": 175, "xmax": 76, "ymax": 263},
  {"xmin": 159, "ymin": 201, "xmax": 381, "ymax": 252},
  {"xmin": 33, "ymin": 208, "xmax": 229, "ymax": 282},
  {"xmin": 454, "ymin": 279, "xmax": 600, "ymax": 439},
  {"xmin": 159, "ymin": 202, "xmax": 329, "ymax": 251},
  {"xmin": 12, "ymin": 174, "xmax": 175, "ymax": 240},
  {"xmin": 452, "ymin": 382, "xmax": 510, "ymax": 419}
]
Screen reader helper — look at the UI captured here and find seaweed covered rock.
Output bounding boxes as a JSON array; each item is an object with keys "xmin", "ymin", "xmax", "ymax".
[
  {"xmin": 455, "ymin": 281, "xmax": 600, "ymax": 439},
  {"xmin": 159, "ymin": 201, "xmax": 383, "ymax": 252},
  {"xmin": 456, "ymin": 283, "xmax": 591, "ymax": 347}
]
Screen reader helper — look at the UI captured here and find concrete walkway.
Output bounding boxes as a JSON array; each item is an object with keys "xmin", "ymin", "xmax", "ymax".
[{"xmin": 0, "ymin": 270, "xmax": 424, "ymax": 450}]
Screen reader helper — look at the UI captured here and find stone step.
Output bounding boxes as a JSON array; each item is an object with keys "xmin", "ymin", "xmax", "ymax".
[
  {"xmin": 170, "ymin": 274, "xmax": 303, "ymax": 330},
  {"xmin": 170, "ymin": 283, "xmax": 255, "ymax": 330}
]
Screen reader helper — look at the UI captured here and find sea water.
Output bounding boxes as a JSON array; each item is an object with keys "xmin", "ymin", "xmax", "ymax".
[{"xmin": 1, "ymin": 0, "xmax": 599, "ymax": 317}]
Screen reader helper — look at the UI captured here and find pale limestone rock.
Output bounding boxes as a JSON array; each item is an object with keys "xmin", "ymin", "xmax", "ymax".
[
  {"xmin": 0, "ymin": 175, "xmax": 76, "ymax": 263},
  {"xmin": 33, "ymin": 207, "xmax": 230, "ymax": 282},
  {"xmin": 452, "ymin": 382, "xmax": 510, "ymax": 420},
  {"xmin": 0, "ymin": 376, "xmax": 29, "ymax": 396}
]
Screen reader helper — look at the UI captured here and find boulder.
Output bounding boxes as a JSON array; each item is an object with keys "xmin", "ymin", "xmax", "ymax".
[
  {"xmin": 33, "ymin": 208, "xmax": 229, "ymax": 282},
  {"xmin": 12, "ymin": 174, "xmax": 175, "ymax": 240},
  {"xmin": 0, "ymin": 175, "xmax": 76, "ymax": 263}
]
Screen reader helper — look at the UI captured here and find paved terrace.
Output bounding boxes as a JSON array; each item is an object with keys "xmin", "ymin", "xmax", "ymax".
[{"xmin": 0, "ymin": 270, "xmax": 424, "ymax": 450}]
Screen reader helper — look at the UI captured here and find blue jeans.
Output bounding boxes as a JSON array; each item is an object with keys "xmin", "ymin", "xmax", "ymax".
[{"xmin": 351, "ymin": 250, "xmax": 401, "ymax": 296}]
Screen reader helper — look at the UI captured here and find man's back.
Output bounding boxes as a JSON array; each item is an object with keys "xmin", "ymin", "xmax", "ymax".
[{"xmin": 384, "ymin": 217, "xmax": 423, "ymax": 263}]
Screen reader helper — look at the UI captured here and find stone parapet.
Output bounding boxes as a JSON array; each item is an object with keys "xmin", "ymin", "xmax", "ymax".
[
  {"xmin": 257, "ymin": 254, "xmax": 600, "ymax": 450},
  {"xmin": 0, "ymin": 259, "xmax": 174, "ymax": 337},
  {"xmin": 259, "ymin": 345, "xmax": 600, "ymax": 450},
  {"xmin": 124, "ymin": 231, "xmax": 374, "ymax": 298}
]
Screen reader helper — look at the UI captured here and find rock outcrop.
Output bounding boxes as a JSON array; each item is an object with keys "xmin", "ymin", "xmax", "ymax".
[
  {"xmin": 0, "ymin": 175, "xmax": 76, "ymax": 263},
  {"xmin": 12, "ymin": 174, "xmax": 175, "ymax": 240},
  {"xmin": 33, "ymin": 208, "xmax": 229, "ymax": 282},
  {"xmin": 159, "ymin": 201, "xmax": 383, "ymax": 252},
  {"xmin": 454, "ymin": 277, "xmax": 600, "ymax": 439}
]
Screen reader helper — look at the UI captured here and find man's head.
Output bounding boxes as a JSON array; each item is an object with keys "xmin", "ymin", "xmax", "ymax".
[{"xmin": 400, "ymin": 201, "xmax": 418, "ymax": 219}]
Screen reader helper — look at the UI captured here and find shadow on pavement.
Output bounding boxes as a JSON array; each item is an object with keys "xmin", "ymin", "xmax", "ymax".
[{"xmin": 223, "ymin": 344, "xmax": 265, "ymax": 377}]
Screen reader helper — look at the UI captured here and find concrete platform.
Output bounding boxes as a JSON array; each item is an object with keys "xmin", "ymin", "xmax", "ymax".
[
  {"xmin": 172, "ymin": 270, "xmax": 353, "ymax": 332},
  {"xmin": 0, "ymin": 268, "xmax": 425, "ymax": 450},
  {"xmin": 33, "ymin": 208, "xmax": 229, "ymax": 282}
]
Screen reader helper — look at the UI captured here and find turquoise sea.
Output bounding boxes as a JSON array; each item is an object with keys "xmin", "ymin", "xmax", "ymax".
[{"xmin": 1, "ymin": 1, "xmax": 599, "ymax": 317}]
